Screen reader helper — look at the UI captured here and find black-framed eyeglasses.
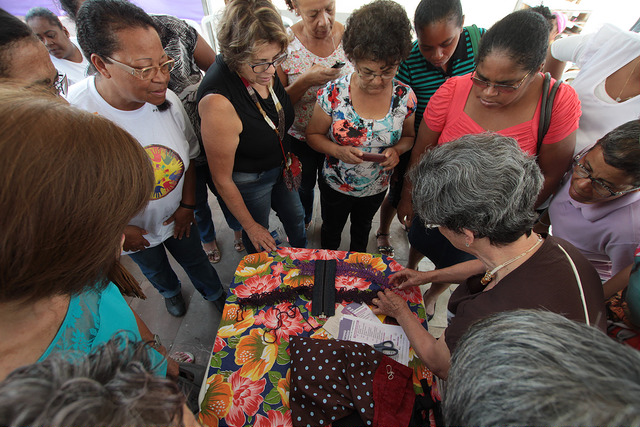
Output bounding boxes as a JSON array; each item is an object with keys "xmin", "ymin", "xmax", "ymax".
[
  {"xmin": 105, "ymin": 56, "xmax": 175, "ymax": 80},
  {"xmin": 573, "ymin": 152, "xmax": 640, "ymax": 198},
  {"xmin": 356, "ymin": 65, "xmax": 397, "ymax": 82},
  {"xmin": 249, "ymin": 53, "xmax": 288, "ymax": 73},
  {"xmin": 470, "ymin": 69, "xmax": 531, "ymax": 93},
  {"xmin": 53, "ymin": 73, "xmax": 68, "ymax": 96}
]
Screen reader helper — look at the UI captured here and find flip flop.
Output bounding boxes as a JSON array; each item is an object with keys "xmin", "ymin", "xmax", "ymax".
[
  {"xmin": 206, "ymin": 248, "xmax": 221, "ymax": 264},
  {"xmin": 171, "ymin": 351, "xmax": 195, "ymax": 364},
  {"xmin": 375, "ymin": 232, "xmax": 395, "ymax": 258},
  {"xmin": 233, "ymin": 239, "xmax": 245, "ymax": 252}
]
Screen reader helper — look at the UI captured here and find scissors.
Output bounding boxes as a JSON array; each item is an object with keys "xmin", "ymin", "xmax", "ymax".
[{"xmin": 373, "ymin": 340, "xmax": 398, "ymax": 356}]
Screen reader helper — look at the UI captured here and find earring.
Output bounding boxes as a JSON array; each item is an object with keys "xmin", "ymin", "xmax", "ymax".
[{"xmin": 465, "ymin": 242, "xmax": 470, "ymax": 247}]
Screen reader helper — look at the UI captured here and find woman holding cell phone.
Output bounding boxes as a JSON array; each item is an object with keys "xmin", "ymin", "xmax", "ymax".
[
  {"xmin": 277, "ymin": 0, "xmax": 353, "ymax": 230},
  {"xmin": 306, "ymin": 0, "xmax": 416, "ymax": 253}
]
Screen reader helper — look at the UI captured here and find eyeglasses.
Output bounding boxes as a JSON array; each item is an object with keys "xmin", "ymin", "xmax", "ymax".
[
  {"xmin": 356, "ymin": 66, "xmax": 397, "ymax": 82},
  {"xmin": 470, "ymin": 69, "xmax": 531, "ymax": 93},
  {"xmin": 105, "ymin": 56, "xmax": 175, "ymax": 80},
  {"xmin": 573, "ymin": 152, "xmax": 640, "ymax": 198},
  {"xmin": 250, "ymin": 53, "xmax": 288, "ymax": 73},
  {"xmin": 53, "ymin": 73, "xmax": 68, "ymax": 96}
]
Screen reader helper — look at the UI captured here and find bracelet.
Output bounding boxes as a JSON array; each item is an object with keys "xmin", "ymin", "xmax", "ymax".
[{"xmin": 179, "ymin": 202, "xmax": 196, "ymax": 210}]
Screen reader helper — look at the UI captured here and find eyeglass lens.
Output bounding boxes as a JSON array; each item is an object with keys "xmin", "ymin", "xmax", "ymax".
[{"xmin": 251, "ymin": 54, "xmax": 287, "ymax": 73}]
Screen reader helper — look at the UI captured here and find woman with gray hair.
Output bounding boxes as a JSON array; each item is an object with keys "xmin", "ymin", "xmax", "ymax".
[
  {"xmin": 445, "ymin": 309, "xmax": 640, "ymax": 426},
  {"xmin": 0, "ymin": 336, "xmax": 199, "ymax": 427},
  {"xmin": 371, "ymin": 133, "xmax": 606, "ymax": 379}
]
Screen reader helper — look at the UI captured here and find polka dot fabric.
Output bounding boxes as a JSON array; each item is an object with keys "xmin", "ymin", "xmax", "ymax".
[{"xmin": 289, "ymin": 336, "xmax": 415, "ymax": 427}]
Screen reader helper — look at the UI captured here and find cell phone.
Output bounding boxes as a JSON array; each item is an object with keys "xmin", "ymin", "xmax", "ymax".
[
  {"xmin": 331, "ymin": 61, "xmax": 346, "ymax": 69},
  {"xmin": 360, "ymin": 152, "xmax": 387, "ymax": 163}
]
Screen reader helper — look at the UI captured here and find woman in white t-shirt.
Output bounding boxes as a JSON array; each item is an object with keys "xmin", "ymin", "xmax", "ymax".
[
  {"xmin": 25, "ymin": 7, "xmax": 89, "ymax": 85},
  {"xmin": 68, "ymin": 0, "xmax": 226, "ymax": 317},
  {"xmin": 546, "ymin": 24, "xmax": 640, "ymax": 155}
]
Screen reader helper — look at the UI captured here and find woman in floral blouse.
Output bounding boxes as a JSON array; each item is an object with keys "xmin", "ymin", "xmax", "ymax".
[{"xmin": 307, "ymin": 0, "xmax": 416, "ymax": 252}]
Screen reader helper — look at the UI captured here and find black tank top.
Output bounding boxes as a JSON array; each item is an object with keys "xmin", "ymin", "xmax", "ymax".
[{"xmin": 197, "ymin": 54, "xmax": 294, "ymax": 173}]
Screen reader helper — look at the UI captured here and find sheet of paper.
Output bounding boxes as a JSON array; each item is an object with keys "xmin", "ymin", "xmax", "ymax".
[
  {"xmin": 341, "ymin": 302, "xmax": 381, "ymax": 324},
  {"xmin": 337, "ymin": 315, "xmax": 411, "ymax": 366},
  {"xmin": 320, "ymin": 304, "xmax": 346, "ymax": 338}
]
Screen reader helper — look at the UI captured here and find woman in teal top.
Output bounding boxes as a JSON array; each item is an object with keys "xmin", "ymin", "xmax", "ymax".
[{"xmin": 0, "ymin": 85, "xmax": 166, "ymax": 380}]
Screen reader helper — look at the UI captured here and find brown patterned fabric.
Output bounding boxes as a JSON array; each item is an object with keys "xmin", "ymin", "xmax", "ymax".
[{"xmin": 289, "ymin": 337, "xmax": 415, "ymax": 427}]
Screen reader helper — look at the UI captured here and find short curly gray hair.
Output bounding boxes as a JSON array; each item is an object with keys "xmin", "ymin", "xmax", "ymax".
[
  {"xmin": 0, "ymin": 335, "xmax": 184, "ymax": 427},
  {"xmin": 409, "ymin": 133, "xmax": 543, "ymax": 245}
]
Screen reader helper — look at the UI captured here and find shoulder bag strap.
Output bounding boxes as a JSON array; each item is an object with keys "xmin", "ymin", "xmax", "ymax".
[
  {"xmin": 557, "ymin": 243, "xmax": 591, "ymax": 326},
  {"xmin": 466, "ymin": 24, "xmax": 481, "ymax": 58},
  {"xmin": 537, "ymin": 72, "xmax": 563, "ymax": 153}
]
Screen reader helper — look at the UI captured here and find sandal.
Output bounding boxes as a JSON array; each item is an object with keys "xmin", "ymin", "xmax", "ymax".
[
  {"xmin": 171, "ymin": 351, "xmax": 195, "ymax": 364},
  {"xmin": 206, "ymin": 248, "xmax": 221, "ymax": 264},
  {"xmin": 375, "ymin": 232, "xmax": 395, "ymax": 258},
  {"xmin": 233, "ymin": 239, "xmax": 245, "ymax": 253}
]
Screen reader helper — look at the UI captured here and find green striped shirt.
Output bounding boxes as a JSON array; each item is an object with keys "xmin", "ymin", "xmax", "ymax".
[{"xmin": 397, "ymin": 26, "xmax": 486, "ymax": 132}]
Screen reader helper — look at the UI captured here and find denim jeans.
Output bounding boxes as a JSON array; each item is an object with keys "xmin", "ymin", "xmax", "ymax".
[
  {"xmin": 195, "ymin": 163, "xmax": 242, "ymax": 244},
  {"xmin": 233, "ymin": 166, "xmax": 306, "ymax": 253},
  {"xmin": 318, "ymin": 177, "xmax": 386, "ymax": 252},
  {"xmin": 291, "ymin": 136, "xmax": 325, "ymax": 225},
  {"xmin": 128, "ymin": 223, "xmax": 224, "ymax": 300}
]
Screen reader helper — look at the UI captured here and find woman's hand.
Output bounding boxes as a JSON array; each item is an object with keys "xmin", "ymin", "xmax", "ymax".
[
  {"xmin": 123, "ymin": 225, "xmax": 150, "ymax": 252},
  {"xmin": 245, "ymin": 222, "xmax": 277, "ymax": 252},
  {"xmin": 163, "ymin": 206, "xmax": 194, "ymax": 239},
  {"xmin": 379, "ymin": 147, "xmax": 400, "ymax": 171},
  {"xmin": 390, "ymin": 268, "xmax": 428, "ymax": 289},
  {"xmin": 371, "ymin": 288, "xmax": 412, "ymax": 320},
  {"xmin": 333, "ymin": 146, "xmax": 365, "ymax": 164},
  {"xmin": 302, "ymin": 63, "xmax": 342, "ymax": 87}
]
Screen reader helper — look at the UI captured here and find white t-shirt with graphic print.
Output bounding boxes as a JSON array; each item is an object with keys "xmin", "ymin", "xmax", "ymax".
[{"xmin": 68, "ymin": 76, "xmax": 199, "ymax": 251}]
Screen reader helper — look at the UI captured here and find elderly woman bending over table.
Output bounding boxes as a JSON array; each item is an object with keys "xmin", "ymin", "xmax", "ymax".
[{"xmin": 372, "ymin": 133, "xmax": 607, "ymax": 379}]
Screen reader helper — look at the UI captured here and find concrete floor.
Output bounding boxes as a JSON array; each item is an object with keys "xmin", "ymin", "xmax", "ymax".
[{"xmin": 122, "ymin": 186, "xmax": 450, "ymax": 366}]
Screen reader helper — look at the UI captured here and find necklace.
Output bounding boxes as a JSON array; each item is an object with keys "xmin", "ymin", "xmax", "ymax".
[
  {"xmin": 615, "ymin": 57, "xmax": 640, "ymax": 102},
  {"xmin": 480, "ymin": 234, "xmax": 543, "ymax": 286}
]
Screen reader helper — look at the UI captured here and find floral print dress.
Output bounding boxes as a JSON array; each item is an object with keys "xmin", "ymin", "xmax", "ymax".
[{"xmin": 316, "ymin": 74, "xmax": 416, "ymax": 197}]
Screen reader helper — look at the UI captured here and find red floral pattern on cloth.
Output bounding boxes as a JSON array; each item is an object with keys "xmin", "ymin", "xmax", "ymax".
[{"xmin": 199, "ymin": 249, "xmax": 434, "ymax": 427}]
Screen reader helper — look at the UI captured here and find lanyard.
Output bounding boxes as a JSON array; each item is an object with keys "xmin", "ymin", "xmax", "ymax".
[{"xmin": 240, "ymin": 76, "xmax": 287, "ymax": 160}]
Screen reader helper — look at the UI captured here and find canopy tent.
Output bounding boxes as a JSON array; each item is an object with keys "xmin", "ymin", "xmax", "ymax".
[{"xmin": 0, "ymin": 0, "xmax": 207, "ymax": 21}]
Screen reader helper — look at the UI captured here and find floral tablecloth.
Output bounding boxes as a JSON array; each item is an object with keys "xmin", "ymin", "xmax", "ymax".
[{"xmin": 198, "ymin": 248, "xmax": 436, "ymax": 427}]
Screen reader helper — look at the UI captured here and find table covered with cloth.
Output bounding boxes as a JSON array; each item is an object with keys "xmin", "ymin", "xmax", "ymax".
[{"xmin": 198, "ymin": 248, "xmax": 439, "ymax": 427}]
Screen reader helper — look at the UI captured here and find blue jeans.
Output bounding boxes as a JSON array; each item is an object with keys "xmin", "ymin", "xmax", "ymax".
[
  {"xmin": 233, "ymin": 166, "xmax": 306, "ymax": 253},
  {"xmin": 128, "ymin": 223, "xmax": 224, "ymax": 300},
  {"xmin": 195, "ymin": 163, "xmax": 242, "ymax": 244}
]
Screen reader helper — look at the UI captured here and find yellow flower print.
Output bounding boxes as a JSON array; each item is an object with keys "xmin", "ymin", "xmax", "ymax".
[
  {"xmin": 199, "ymin": 374, "xmax": 233, "ymax": 427},
  {"xmin": 235, "ymin": 329, "xmax": 279, "ymax": 381},
  {"xmin": 282, "ymin": 269, "xmax": 314, "ymax": 288},
  {"xmin": 217, "ymin": 304, "xmax": 255, "ymax": 339},
  {"xmin": 236, "ymin": 253, "xmax": 274, "ymax": 277},
  {"xmin": 346, "ymin": 253, "xmax": 387, "ymax": 272},
  {"xmin": 278, "ymin": 369, "xmax": 291, "ymax": 409}
]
